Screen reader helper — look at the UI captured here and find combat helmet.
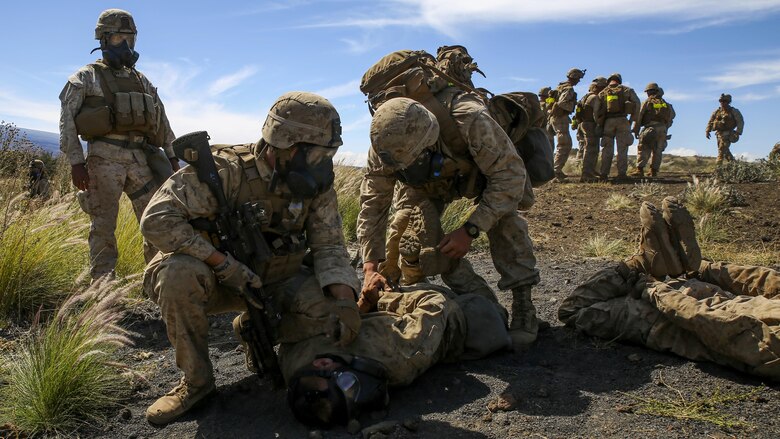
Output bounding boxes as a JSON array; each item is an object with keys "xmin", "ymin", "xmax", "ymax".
[
  {"xmin": 370, "ymin": 97, "xmax": 439, "ymax": 171},
  {"xmin": 261, "ymin": 92, "xmax": 342, "ymax": 149},
  {"xmin": 608, "ymin": 72, "xmax": 623, "ymax": 84},
  {"xmin": 29, "ymin": 159, "xmax": 45, "ymax": 169},
  {"xmin": 95, "ymin": 9, "xmax": 136, "ymax": 40},
  {"xmin": 567, "ymin": 68, "xmax": 586, "ymax": 79},
  {"xmin": 645, "ymin": 82, "xmax": 660, "ymax": 93},
  {"xmin": 719, "ymin": 93, "xmax": 732, "ymax": 103},
  {"xmin": 592, "ymin": 76, "xmax": 608, "ymax": 88},
  {"xmin": 538, "ymin": 86, "xmax": 551, "ymax": 97}
]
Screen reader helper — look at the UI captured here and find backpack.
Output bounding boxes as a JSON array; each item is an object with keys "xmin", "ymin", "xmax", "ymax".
[
  {"xmin": 603, "ymin": 85, "xmax": 627, "ymax": 114},
  {"xmin": 646, "ymin": 97, "xmax": 671, "ymax": 124}
]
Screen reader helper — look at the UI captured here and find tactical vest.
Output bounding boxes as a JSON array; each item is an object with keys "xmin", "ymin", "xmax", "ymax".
[
  {"xmin": 211, "ymin": 143, "xmax": 313, "ymax": 285},
  {"xmin": 577, "ymin": 93, "xmax": 595, "ymax": 122},
  {"xmin": 712, "ymin": 107, "xmax": 737, "ymax": 131},
  {"xmin": 643, "ymin": 97, "xmax": 671, "ymax": 125},
  {"xmin": 603, "ymin": 85, "xmax": 628, "ymax": 116},
  {"xmin": 74, "ymin": 61, "xmax": 162, "ymax": 144}
]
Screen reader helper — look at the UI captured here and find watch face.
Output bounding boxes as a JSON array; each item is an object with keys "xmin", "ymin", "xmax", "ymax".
[{"xmin": 466, "ymin": 224, "xmax": 479, "ymax": 237}]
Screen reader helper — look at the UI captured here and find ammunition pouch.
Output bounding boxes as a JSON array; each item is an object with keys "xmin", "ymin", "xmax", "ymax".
[
  {"xmin": 113, "ymin": 91, "xmax": 160, "ymax": 134},
  {"xmin": 260, "ymin": 232, "xmax": 308, "ymax": 285}
]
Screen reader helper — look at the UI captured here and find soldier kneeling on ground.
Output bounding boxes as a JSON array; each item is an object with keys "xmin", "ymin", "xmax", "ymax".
[
  {"xmin": 559, "ymin": 197, "xmax": 780, "ymax": 381},
  {"xmin": 283, "ymin": 283, "xmax": 511, "ymax": 428}
]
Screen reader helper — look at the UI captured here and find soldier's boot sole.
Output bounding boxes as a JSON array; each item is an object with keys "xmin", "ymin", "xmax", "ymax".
[
  {"xmin": 638, "ymin": 201, "xmax": 684, "ymax": 278},
  {"xmin": 662, "ymin": 196, "xmax": 701, "ymax": 273},
  {"xmin": 146, "ymin": 379, "xmax": 216, "ymax": 426}
]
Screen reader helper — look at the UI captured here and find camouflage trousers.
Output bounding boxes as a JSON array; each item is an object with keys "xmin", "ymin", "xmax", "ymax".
[
  {"xmin": 550, "ymin": 115, "xmax": 573, "ymax": 173},
  {"xmin": 80, "ymin": 144, "xmax": 159, "ymax": 279},
  {"xmin": 544, "ymin": 121, "xmax": 555, "ymax": 152},
  {"xmin": 575, "ymin": 125, "xmax": 585, "ymax": 160},
  {"xmin": 600, "ymin": 116, "xmax": 634, "ymax": 177},
  {"xmin": 279, "ymin": 288, "xmax": 510, "ymax": 386},
  {"xmin": 144, "ymin": 253, "xmax": 338, "ymax": 387},
  {"xmin": 558, "ymin": 261, "xmax": 780, "ymax": 381},
  {"xmin": 579, "ymin": 121, "xmax": 601, "ymax": 181},
  {"xmin": 636, "ymin": 123, "xmax": 668, "ymax": 173},
  {"xmin": 381, "ymin": 186, "xmax": 539, "ymax": 301},
  {"xmin": 715, "ymin": 131, "xmax": 735, "ymax": 164}
]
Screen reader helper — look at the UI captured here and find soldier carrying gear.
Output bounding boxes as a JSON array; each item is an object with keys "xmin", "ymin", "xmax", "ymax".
[
  {"xmin": 538, "ymin": 86, "xmax": 555, "ymax": 148},
  {"xmin": 140, "ymin": 91, "xmax": 360, "ymax": 425},
  {"xmin": 550, "ymin": 68, "xmax": 586, "ymax": 180},
  {"xmin": 59, "ymin": 8, "xmax": 180, "ymax": 282},
  {"xmin": 631, "ymin": 82, "xmax": 674, "ymax": 178},
  {"xmin": 595, "ymin": 72, "xmax": 641, "ymax": 180},
  {"xmin": 358, "ymin": 96, "xmax": 540, "ymax": 350},
  {"xmin": 28, "ymin": 159, "xmax": 51, "ymax": 200},
  {"xmin": 578, "ymin": 77, "xmax": 606, "ymax": 182},
  {"xmin": 706, "ymin": 93, "xmax": 744, "ymax": 165}
]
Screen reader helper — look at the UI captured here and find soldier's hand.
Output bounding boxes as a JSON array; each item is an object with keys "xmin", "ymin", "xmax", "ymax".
[
  {"xmin": 213, "ymin": 253, "xmax": 262, "ymax": 292},
  {"xmin": 333, "ymin": 299, "xmax": 361, "ymax": 346},
  {"xmin": 360, "ymin": 270, "xmax": 388, "ymax": 311},
  {"xmin": 438, "ymin": 227, "xmax": 473, "ymax": 259},
  {"xmin": 169, "ymin": 157, "xmax": 181, "ymax": 172},
  {"xmin": 71, "ymin": 164, "xmax": 90, "ymax": 190},
  {"xmin": 705, "ymin": 131, "xmax": 711, "ymax": 139}
]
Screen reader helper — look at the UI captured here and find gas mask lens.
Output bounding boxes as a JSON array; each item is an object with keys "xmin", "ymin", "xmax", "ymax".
[{"xmin": 108, "ymin": 32, "xmax": 136, "ymax": 48}]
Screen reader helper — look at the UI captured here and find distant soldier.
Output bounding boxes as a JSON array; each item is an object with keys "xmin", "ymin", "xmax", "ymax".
[
  {"xmin": 576, "ymin": 76, "xmax": 606, "ymax": 182},
  {"xmin": 630, "ymin": 83, "xmax": 674, "ymax": 177},
  {"xmin": 59, "ymin": 9, "xmax": 179, "ymax": 281},
  {"xmin": 28, "ymin": 159, "xmax": 51, "ymax": 200},
  {"xmin": 596, "ymin": 73, "xmax": 640, "ymax": 180},
  {"xmin": 538, "ymin": 86, "xmax": 555, "ymax": 149},
  {"xmin": 706, "ymin": 94, "xmax": 744, "ymax": 165},
  {"xmin": 550, "ymin": 68, "xmax": 586, "ymax": 181},
  {"xmin": 770, "ymin": 142, "xmax": 780, "ymax": 162}
]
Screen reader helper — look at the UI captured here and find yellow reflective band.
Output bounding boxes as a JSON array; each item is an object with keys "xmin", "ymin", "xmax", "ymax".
[
  {"xmin": 576, "ymin": 107, "xmax": 581, "ymax": 112},
  {"xmin": 653, "ymin": 103, "xmax": 667, "ymax": 109},
  {"xmin": 545, "ymin": 97, "xmax": 555, "ymax": 104},
  {"xmin": 606, "ymin": 95, "xmax": 618, "ymax": 101}
]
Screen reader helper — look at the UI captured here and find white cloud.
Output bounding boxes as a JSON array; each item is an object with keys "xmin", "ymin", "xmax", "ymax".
[
  {"xmin": 315, "ymin": 80, "xmax": 362, "ymax": 100},
  {"xmin": 704, "ymin": 59, "xmax": 780, "ymax": 88},
  {"xmin": 661, "ymin": 89, "xmax": 708, "ymax": 102},
  {"xmin": 666, "ymin": 147, "xmax": 698, "ymax": 156},
  {"xmin": 507, "ymin": 76, "xmax": 537, "ymax": 83},
  {"xmin": 0, "ymin": 89, "xmax": 60, "ymax": 131},
  {"xmin": 735, "ymin": 152, "xmax": 761, "ymax": 161},
  {"xmin": 341, "ymin": 34, "xmax": 380, "ymax": 54},
  {"xmin": 342, "ymin": 113, "xmax": 372, "ymax": 133},
  {"xmin": 208, "ymin": 66, "xmax": 259, "ymax": 97},
  {"xmin": 335, "ymin": 150, "xmax": 368, "ymax": 166}
]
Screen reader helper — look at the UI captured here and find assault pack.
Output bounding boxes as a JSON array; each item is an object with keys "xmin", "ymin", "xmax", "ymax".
[{"xmin": 360, "ymin": 48, "xmax": 553, "ymax": 187}]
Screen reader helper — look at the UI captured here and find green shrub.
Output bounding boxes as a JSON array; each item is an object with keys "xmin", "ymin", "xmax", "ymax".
[
  {"xmin": 696, "ymin": 214, "xmax": 729, "ymax": 244},
  {"xmin": 714, "ymin": 159, "xmax": 778, "ymax": 183},
  {"xmin": 333, "ymin": 165, "xmax": 364, "ymax": 242},
  {"xmin": 680, "ymin": 176, "xmax": 731, "ymax": 216},
  {"xmin": 0, "ymin": 194, "xmax": 88, "ymax": 319},
  {"xmin": 0, "ymin": 279, "xmax": 134, "ymax": 435},
  {"xmin": 114, "ymin": 196, "xmax": 146, "ymax": 277}
]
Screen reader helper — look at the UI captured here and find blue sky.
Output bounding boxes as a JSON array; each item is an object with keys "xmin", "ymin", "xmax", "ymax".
[{"xmin": 2, "ymin": 0, "xmax": 780, "ymax": 163}]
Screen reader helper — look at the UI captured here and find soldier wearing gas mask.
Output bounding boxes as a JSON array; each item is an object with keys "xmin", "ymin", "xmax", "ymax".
[
  {"xmin": 58, "ymin": 9, "xmax": 179, "ymax": 281},
  {"xmin": 140, "ymin": 92, "xmax": 360, "ymax": 425},
  {"xmin": 285, "ymin": 283, "xmax": 510, "ymax": 428}
]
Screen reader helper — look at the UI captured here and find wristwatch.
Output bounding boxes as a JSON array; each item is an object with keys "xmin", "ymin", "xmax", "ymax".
[{"xmin": 463, "ymin": 221, "xmax": 480, "ymax": 239}]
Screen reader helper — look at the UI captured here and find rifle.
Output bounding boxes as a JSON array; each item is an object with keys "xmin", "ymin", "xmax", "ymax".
[{"xmin": 172, "ymin": 131, "xmax": 284, "ymax": 387}]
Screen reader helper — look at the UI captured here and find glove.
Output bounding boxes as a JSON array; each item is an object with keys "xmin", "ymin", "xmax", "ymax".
[
  {"xmin": 333, "ymin": 299, "xmax": 361, "ymax": 346},
  {"xmin": 213, "ymin": 253, "xmax": 262, "ymax": 292}
]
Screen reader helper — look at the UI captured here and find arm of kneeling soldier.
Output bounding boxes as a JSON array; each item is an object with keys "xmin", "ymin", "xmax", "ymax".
[
  {"xmin": 333, "ymin": 297, "xmax": 361, "ymax": 347},
  {"xmin": 211, "ymin": 252, "xmax": 262, "ymax": 291}
]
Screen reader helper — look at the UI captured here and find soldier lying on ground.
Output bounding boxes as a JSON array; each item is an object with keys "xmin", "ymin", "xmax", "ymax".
[
  {"xmin": 558, "ymin": 197, "xmax": 780, "ymax": 381},
  {"xmin": 281, "ymin": 283, "xmax": 511, "ymax": 428}
]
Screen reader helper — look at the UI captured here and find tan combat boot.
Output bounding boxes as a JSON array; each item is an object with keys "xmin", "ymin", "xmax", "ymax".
[
  {"xmin": 232, "ymin": 313, "xmax": 258, "ymax": 373},
  {"xmin": 146, "ymin": 377, "xmax": 216, "ymax": 425},
  {"xmin": 509, "ymin": 286, "xmax": 538, "ymax": 349},
  {"xmin": 628, "ymin": 166, "xmax": 644, "ymax": 177},
  {"xmin": 662, "ymin": 196, "xmax": 701, "ymax": 273},
  {"xmin": 623, "ymin": 201, "xmax": 683, "ymax": 279}
]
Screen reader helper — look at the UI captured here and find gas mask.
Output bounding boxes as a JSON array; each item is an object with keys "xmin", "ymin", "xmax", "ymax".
[
  {"xmin": 272, "ymin": 144, "xmax": 336, "ymax": 199},
  {"xmin": 288, "ymin": 354, "xmax": 389, "ymax": 427},
  {"xmin": 97, "ymin": 33, "xmax": 139, "ymax": 69},
  {"xmin": 395, "ymin": 148, "xmax": 444, "ymax": 186}
]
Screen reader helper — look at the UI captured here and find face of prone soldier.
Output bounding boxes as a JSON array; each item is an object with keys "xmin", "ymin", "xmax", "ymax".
[{"xmin": 288, "ymin": 354, "xmax": 389, "ymax": 428}]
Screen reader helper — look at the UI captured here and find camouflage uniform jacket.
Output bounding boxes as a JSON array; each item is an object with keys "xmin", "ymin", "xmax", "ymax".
[
  {"xmin": 59, "ymin": 62, "xmax": 176, "ymax": 166},
  {"xmin": 637, "ymin": 97, "xmax": 673, "ymax": 129},
  {"xmin": 140, "ymin": 142, "xmax": 359, "ymax": 292},
  {"xmin": 706, "ymin": 106, "xmax": 744, "ymax": 134},
  {"xmin": 357, "ymin": 92, "xmax": 528, "ymax": 263},
  {"xmin": 551, "ymin": 81, "xmax": 577, "ymax": 117},
  {"xmin": 595, "ymin": 85, "xmax": 641, "ymax": 125},
  {"xmin": 577, "ymin": 91, "xmax": 601, "ymax": 124}
]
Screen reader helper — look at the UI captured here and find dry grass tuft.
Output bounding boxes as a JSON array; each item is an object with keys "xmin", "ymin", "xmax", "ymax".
[
  {"xmin": 629, "ymin": 180, "xmax": 665, "ymax": 199},
  {"xmin": 581, "ymin": 234, "xmax": 629, "ymax": 259},
  {"xmin": 605, "ymin": 193, "xmax": 633, "ymax": 211}
]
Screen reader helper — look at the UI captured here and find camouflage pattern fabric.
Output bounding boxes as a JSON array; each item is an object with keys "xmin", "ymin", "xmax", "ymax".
[
  {"xmin": 599, "ymin": 117, "xmax": 634, "ymax": 178},
  {"xmin": 551, "ymin": 81, "xmax": 577, "ymax": 174},
  {"xmin": 279, "ymin": 287, "xmax": 510, "ymax": 386},
  {"xmin": 578, "ymin": 90, "xmax": 602, "ymax": 181},
  {"xmin": 636, "ymin": 123, "xmax": 668, "ymax": 173},
  {"xmin": 706, "ymin": 105, "xmax": 744, "ymax": 164},
  {"xmin": 558, "ymin": 261, "xmax": 780, "ymax": 381},
  {"xmin": 59, "ymin": 63, "xmax": 175, "ymax": 278},
  {"xmin": 770, "ymin": 142, "xmax": 780, "ymax": 162},
  {"xmin": 28, "ymin": 175, "xmax": 51, "ymax": 200}
]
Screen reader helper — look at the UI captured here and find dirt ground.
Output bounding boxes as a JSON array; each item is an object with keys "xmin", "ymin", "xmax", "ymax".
[{"xmin": 100, "ymin": 176, "xmax": 780, "ymax": 439}]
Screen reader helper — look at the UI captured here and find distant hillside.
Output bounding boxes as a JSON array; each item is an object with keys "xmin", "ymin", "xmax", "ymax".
[{"xmin": 19, "ymin": 128, "xmax": 61, "ymax": 155}]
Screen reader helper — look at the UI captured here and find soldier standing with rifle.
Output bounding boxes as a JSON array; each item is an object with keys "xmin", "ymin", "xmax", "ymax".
[{"xmin": 140, "ymin": 92, "xmax": 360, "ymax": 425}]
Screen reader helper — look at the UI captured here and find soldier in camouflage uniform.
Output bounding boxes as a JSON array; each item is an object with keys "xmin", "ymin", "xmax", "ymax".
[
  {"xmin": 770, "ymin": 142, "xmax": 780, "ymax": 162},
  {"xmin": 357, "ymin": 97, "xmax": 539, "ymax": 349},
  {"xmin": 27, "ymin": 160, "xmax": 51, "ymax": 200},
  {"xmin": 630, "ymin": 83, "xmax": 674, "ymax": 177},
  {"xmin": 59, "ymin": 9, "xmax": 179, "ymax": 280},
  {"xmin": 596, "ymin": 73, "xmax": 640, "ymax": 180},
  {"xmin": 284, "ymin": 283, "xmax": 510, "ymax": 427},
  {"xmin": 538, "ymin": 86, "xmax": 555, "ymax": 149},
  {"xmin": 576, "ymin": 76, "xmax": 606, "ymax": 182},
  {"xmin": 706, "ymin": 94, "xmax": 744, "ymax": 165},
  {"xmin": 550, "ymin": 68, "xmax": 586, "ymax": 181},
  {"xmin": 140, "ymin": 92, "xmax": 360, "ymax": 425}
]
